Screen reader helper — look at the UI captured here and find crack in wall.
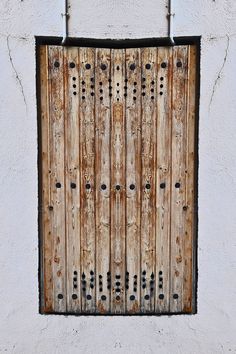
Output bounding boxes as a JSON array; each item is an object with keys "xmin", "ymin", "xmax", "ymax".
[
  {"xmin": 209, "ymin": 34, "xmax": 230, "ymax": 112},
  {"xmin": 6, "ymin": 35, "xmax": 28, "ymax": 112}
]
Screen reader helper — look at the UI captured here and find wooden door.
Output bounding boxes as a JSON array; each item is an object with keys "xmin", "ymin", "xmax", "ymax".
[{"xmin": 39, "ymin": 44, "xmax": 197, "ymax": 315}]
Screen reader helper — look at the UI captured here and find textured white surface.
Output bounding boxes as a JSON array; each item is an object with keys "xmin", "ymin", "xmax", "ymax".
[{"xmin": 0, "ymin": 0, "xmax": 236, "ymax": 353}]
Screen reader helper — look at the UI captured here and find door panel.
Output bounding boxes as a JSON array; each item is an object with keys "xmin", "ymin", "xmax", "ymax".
[{"xmin": 39, "ymin": 44, "xmax": 197, "ymax": 315}]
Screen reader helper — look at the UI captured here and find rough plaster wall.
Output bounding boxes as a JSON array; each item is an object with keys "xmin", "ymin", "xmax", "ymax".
[{"xmin": 0, "ymin": 0, "xmax": 236, "ymax": 353}]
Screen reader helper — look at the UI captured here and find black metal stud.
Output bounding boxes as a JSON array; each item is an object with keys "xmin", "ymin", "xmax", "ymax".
[
  {"xmin": 183, "ymin": 205, "xmax": 188, "ymax": 211},
  {"xmin": 87, "ymin": 294, "xmax": 92, "ymax": 300},
  {"xmin": 130, "ymin": 184, "xmax": 135, "ymax": 190},
  {"xmin": 130, "ymin": 63, "xmax": 136, "ymax": 70},
  {"xmin": 48, "ymin": 205, "xmax": 53, "ymax": 211},
  {"xmin": 58, "ymin": 294, "xmax": 63, "ymax": 299},
  {"xmin": 73, "ymin": 77, "xmax": 76, "ymax": 81},
  {"xmin": 145, "ymin": 64, "xmax": 151, "ymax": 69},
  {"xmin": 116, "ymin": 275, "xmax": 121, "ymax": 279},
  {"xmin": 160, "ymin": 182, "xmax": 165, "ymax": 189},
  {"xmin": 161, "ymin": 62, "xmax": 167, "ymax": 68},
  {"xmin": 116, "ymin": 185, "xmax": 121, "ymax": 191},
  {"xmin": 69, "ymin": 62, "xmax": 75, "ymax": 68},
  {"xmin": 177, "ymin": 61, "xmax": 182, "ymax": 68},
  {"xmin": 144, "ymin": 294, "xmax": 150, "ymax": 300},
  {"xmin": 173, "ymin": 293, "xmax": 179, "ymax": 299},
  {"xmin": 145, "ymin": 183, "xmax": 151, "ymax": 190},
  {"xmin": 56, "ymin": 182, "xmax": 61, "ymax": 188},
  {"xmin": 54, "ymin": 61, "xmax": 60, "ymax": 68},
  {"xmin": 86, "ymin": 183, "xmax": 91, "ymax": 189},
  {"xmin": 159, "ymin": 294, "xmax": 164, "ymax": 300},
  {"xmin": 72, "ymin": 294, "xmax": 77, "ymax": 299},
  {"xmin": 130, "ymin": 295, "xmax": 135, "ymax": 301},
  {"xmin": 175, "ymin": 182, "xmax": 181, "ymax": 188},
  {"xmin": 85, "ymin": 63, "xmax": 91, "ymax": 69},
  {"xmin": 71, "ymin": 182, "xmax": 76, "ymax": 189},
  {"xmin": 101, "ymin": 295, "xmax": 106, "ymax": 301},
  {"xmin": 101, "ymin": 64, "xmax": 107, "ymax": 70},
  {"xmin": 101, "ymin": 184, "xmax": 107, "ymax": 190}
]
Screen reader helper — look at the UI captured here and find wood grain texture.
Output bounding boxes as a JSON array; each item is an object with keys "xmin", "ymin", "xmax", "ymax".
[
  {"xmin": 79, "ymin": 47, "xmax": 96, "ymax": 313},
  {"xmin": 170, "ymin": 46, "xmax": 189, "ymax": 313},
  {"xmin": 48, "ymin": 46, "xmax": 67, "ymax": 312},
  {"xmin": 110, "ymin": 49, "xmax": 126, "ymax": 313},
  {"xmin": 155, "ymin": 47, "xmax": 173, "ymax": 313},
  {"xmin": 125, "ymin": 48, "xmax": 141, "ymax": 313},
  {"xmin": 64, "ymin": 47, "xmax": 81, "ymax": 312},
  {"xmin": 140, "ymin": 47, "xmax": 157, "ymax": 313},
  {"xmin": 40, "ymin": 45, "xmax": 53, "ymax": 313},
  {"xmin": 183, "ymin": 45, "xmax": 197, "ymax": 313},
  {"xmin": 40, "ymin": 45, "xmax": 197, "ymax": 315},
  {"xmin": 95, "ymin": 48, "xmax": 111, "ymax": 313}
]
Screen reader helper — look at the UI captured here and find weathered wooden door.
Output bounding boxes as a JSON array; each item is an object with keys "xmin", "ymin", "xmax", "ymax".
[{"xmin": 39, "ymin": 44, "xmax": 197, "ymax": 315}]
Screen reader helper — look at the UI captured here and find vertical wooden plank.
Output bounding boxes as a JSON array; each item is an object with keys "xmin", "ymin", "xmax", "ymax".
[
  {"xmin": 48, "ymin": 45, "xmax": 67, "ymax": 312},
  {"xmin": 64, "ymin": 47, "xmax": 81, "ymax": 313},
  {"xmin": 140, "ymin": 48, "xmax": 157, "ymax": 313},
  {"xmin": 110, "ymin": 49, "xmax": 126, "ymax": 314},
  {"xmin": 183, "ymin": 45, "xmax": 197, "ymax": 313},
  {"xmin": 155, "ymin": 47, "xmax": 173, "ymax": 313},
  {"xmin": 125, "ymin": 48, "xmax": 141, "ymax": 313},
  {"xmin": 40, "ymin": 45, "xmax": 53, "ymax": 313},
  {"xmin": 79, "ymin": 47, "xmax": 96, "ymax": 313},
  {"xmin": 95, "ymin": 48, "xmax": 111, "ymax": 313},
  {"xmin": 170, "ymin": 45, "xmax": 189, "ymax": 313}
]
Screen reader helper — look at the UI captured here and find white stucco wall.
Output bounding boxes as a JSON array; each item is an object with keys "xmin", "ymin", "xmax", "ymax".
[{"xmin": 0, "ymin": 0, "xmax": 236, "ymax": 353}]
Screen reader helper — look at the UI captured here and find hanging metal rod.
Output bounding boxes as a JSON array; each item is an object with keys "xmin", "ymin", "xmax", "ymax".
[
  {"xmin": 167, "ymin": 0, "xmax": 175, "ymax": 45},
  {"xmin": 61, "ymin": 0, "xmax": 69, "ymax": 45}
]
